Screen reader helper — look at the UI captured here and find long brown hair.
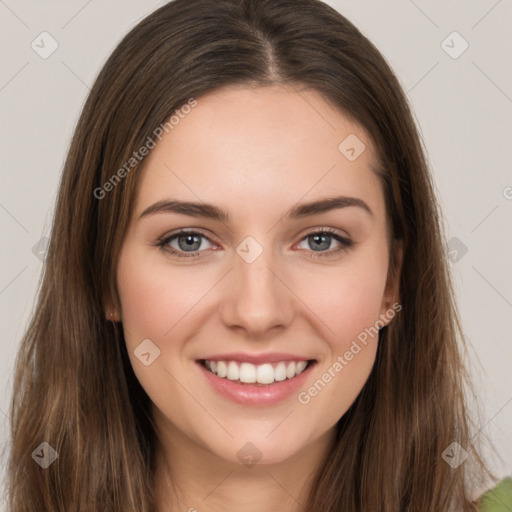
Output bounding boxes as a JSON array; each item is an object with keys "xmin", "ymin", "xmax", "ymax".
[{"xmin": 5, "ymin": 0, "xmax": 495, "ymax": 510}]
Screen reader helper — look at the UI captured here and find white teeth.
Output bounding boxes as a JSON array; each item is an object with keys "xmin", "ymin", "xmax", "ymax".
[
  {"xmin": 256, "ymin": 363, "xmax": 274, "ymax": 384},
  {"xmin": 216, "ymin": 361, "xmax": 227, "ymax": 378},
  {"xmin": 227, "ymin": 361, "xmax": 239, "ymax": 381},
  {"xmin": 274, "ymin": 362, "xmax": 287, "ymax": 382},
  {"xmin": 203, "ymin": 359, "xmax": 311, "ymax": 384},
  {"xmin": 295, "ymin": 361, "xmax": 307, "ymax": 375},
  {"xmin": 286, "ymin": 362, "xmax": 296, "ymax": 378},
  {"xmin": 240, "ymin": 362, "xmax": 256, "ymax": 383}
]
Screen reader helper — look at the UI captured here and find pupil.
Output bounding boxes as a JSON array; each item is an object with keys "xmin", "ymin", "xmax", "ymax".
[
  {"xmin": 180, "ymin": 234, "xmax": 200, "ymax": 251},
  {"xmin": 311, "ymin": 234, "xmax": 329, "ymax": 251}
]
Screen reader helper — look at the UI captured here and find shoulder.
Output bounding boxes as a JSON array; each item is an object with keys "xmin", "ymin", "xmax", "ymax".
[{"xmin": 477, "ymin": 477, "xmax": 512, "ymax": 511}]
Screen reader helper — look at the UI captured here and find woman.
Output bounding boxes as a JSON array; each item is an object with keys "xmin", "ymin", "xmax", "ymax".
[{"xmin": 5, "ymin": 0, "xmax": 507, "ymax": 510}]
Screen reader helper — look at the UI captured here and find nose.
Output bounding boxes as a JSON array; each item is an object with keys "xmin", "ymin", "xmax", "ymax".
[{"xmin": 218, "ymin": 243, "xmax": 294, "ymax": 338}]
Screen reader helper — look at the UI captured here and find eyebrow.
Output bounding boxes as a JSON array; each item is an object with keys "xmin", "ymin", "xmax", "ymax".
[{"xmin": 139, "ymin": 195, "xmax": 373, "ymax": 222}]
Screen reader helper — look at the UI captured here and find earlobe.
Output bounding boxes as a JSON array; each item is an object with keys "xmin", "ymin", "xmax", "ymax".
[
  {"xmin": 379, "ymin": 238, "xmax": 403, "ymax": 323},
  {"xmin": 103, "ymin": 293, "xmax": 121, "ymax": 322},
  {"xmin": 106, "ymin": 310, "xmax": 120, "ymax": 322}
]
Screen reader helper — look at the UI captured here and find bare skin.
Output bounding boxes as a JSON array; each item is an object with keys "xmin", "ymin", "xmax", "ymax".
[{"xmin": 112, "ymin": 84, "xmax": 402, "ymax": 511}]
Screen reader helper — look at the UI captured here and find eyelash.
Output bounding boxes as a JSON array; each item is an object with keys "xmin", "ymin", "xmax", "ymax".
[{"xmin": 156, "ymin": 228, "xmax": 354, "ymax": 260}]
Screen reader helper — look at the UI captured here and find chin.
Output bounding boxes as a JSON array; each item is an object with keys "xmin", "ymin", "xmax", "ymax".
[{"xmin": 204, "ymin": 429, "xmax": 310, "ymax": 468}]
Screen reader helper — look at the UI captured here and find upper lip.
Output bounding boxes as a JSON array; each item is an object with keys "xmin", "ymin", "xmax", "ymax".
[{"xmin": 198, "ymin": 352, "xmax": 315, "ymax": 365}]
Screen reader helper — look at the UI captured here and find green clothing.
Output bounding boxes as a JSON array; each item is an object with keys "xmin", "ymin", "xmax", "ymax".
[{"xmin": 478, "ymin": 477, "xmax": 512, "ymax": 511}]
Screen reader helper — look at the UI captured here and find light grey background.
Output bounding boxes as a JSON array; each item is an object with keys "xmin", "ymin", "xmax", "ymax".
[{"xmin": 1, "ymin": 0, "xmax": 511, "ymax": 504}]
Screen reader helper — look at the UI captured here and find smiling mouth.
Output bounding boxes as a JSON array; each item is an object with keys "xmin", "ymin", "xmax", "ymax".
[{"xmin": 199, "ymin": 359, "xmax": 316, "ymax": 385}]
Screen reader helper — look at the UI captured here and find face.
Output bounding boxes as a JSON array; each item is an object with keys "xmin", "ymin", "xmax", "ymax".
[{"xmin": 114, "ymin": 84, "xmax": 401, "ymax": 466}]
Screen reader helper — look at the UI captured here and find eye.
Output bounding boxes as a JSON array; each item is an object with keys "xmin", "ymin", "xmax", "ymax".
[
  {"xmin": 156, "ymin": 227, "xmax": 354, "ymax": 259},
  {"xmin": 157, "ymin": 230, "xmax": 216, "ymax": 258},
  {"xmin": 296, "ymin": 228, "xmax": 354, "ymax": 259}
]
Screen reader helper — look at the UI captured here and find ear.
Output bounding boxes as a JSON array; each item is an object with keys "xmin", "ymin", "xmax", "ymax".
[
  {"xmin": 103, "ymin": 293, "xmax": 121, "ymax": 322},
  {"xmin": 379, "ymin": 238, "xmax": 403, "ymax": 325}
]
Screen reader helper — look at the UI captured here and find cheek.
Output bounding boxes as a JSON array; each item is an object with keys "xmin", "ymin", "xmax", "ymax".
[
  {"xmin": 291, "ymin": 246, "xmax": 387, "ymax": 417},
  {"xmin": 116, "ymin": 246, "xmax": 210, "ymax": 346},
  {"xmin": 116, "ymin": 247, "xmax": 209, "ymax": 417},
  {"xmin": 313, "ymin": 274, "xmax": 384, "ymax": 337},
  {"xmin": 296, "ymin": 279, "xmax": 382, "ymax": 428},
  {"xmin": 293, "ymin": 247, "xmax": 389, "ymax": 346}
]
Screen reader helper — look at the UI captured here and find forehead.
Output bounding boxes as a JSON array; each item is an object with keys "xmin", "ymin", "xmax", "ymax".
[{"xmin": 132, "ymin": 84, "xmax": 385, "ymax": 223}]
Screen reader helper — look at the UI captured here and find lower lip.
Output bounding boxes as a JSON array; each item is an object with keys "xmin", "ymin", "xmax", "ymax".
[{"xmin": 197, "ymin": 360, "xmax": 316, "ymax": 407}]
